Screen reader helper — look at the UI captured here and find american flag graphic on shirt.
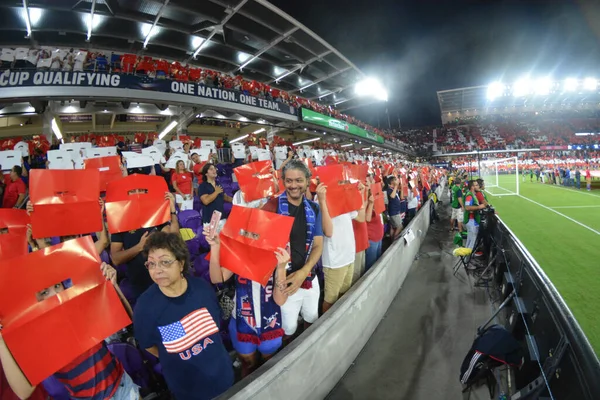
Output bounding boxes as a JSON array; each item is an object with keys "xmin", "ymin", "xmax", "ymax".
[{"xmin": 158, "ymin": 308, "xmax": 219, "ymax": 354}]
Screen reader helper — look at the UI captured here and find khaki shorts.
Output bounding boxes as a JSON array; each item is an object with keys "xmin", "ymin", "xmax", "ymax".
[
  {"xmin": 451, "ymin": 207, "xmax": 464, "ymax": 221},
  {"xmin": 323, "ymin": 263, "xmax": 355, "ymax": 304},
  {"xmin": 389, "ymin": 214, "xmax": 404, "ymax": 229}
]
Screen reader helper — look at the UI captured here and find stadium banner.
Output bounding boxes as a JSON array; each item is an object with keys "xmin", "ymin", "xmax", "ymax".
[
  {"xmin": 299, "ymin": 108, "xmax": 385, "ymax": 144},
  {"xmin": 0, "ymin": 71, "xmax": 297, "ymax": 116},
  {"xmin": 540, "ymin": 145, "xmax": 568, "ymax": 150}
]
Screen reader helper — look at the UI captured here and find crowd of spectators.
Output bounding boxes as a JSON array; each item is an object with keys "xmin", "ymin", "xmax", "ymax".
[
  {"xmin": 0, "ymin": 133, "xmax": 443, "ymax": 400},
  {"xmin": 0, "ymin": 46, "xmax": 407, "ymax": 144}
]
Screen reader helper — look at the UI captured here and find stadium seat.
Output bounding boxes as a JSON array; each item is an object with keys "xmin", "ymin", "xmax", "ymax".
[
  {"xmin": 107, "ymin": 342, "xmax": 153, "ymax": 389},
  {"xmin": 42, "ymin": 375, "xmax": 70, "ymax": 400},
  {"xmin": 178, "ymin": 209, "xmax": 202, "ymax": 231}
]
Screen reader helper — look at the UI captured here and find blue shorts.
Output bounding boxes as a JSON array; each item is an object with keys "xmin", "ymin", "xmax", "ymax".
[{"xmin": 228, "ymin": 318, "xmax": 282, "ymax": 356}]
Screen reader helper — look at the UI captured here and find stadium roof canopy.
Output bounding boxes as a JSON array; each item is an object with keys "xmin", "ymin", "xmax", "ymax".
[
  {"xmin": 437, "ymin": 83, "xmax": 600, "ymax": 123},
  {"xmin": 0, "ymin": 0, "xmax": 377, "ymax": 112}
]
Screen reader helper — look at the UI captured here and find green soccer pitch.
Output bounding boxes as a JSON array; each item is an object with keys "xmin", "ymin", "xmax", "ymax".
[{"xmin": 480, "ymin": 174, "xmax": 600, "ymax": 356}]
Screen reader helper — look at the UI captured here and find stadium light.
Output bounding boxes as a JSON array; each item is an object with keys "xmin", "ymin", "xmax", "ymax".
[
  {"xmin": 253, "ymin": 128, "xmax": 266, "ymax": 134},
  {"xmin": 486, "ymin": 82, "xmax": 504, "ymax": 100},
  {"xmin": 534, "ymin": 77, "xmax": 552, "ymax": 95},
  {"xmin": 355, "ymin": 78, "xmax": 388, "ymax": 102},
  {"xmin": 230, "ymin": 134, "xmax": 248, "ymax": 143},
  {"xmin": 158, "ymin": 121, "xmax": 178, "ymax": 140},
  {"xmin": 564, "ymin": 78, "xmax": 578, "ymax": 92},
  {"xmin": 293, "ymin": 137, "xmax": 321, "ymax": 146},
  {"xmin": 51, "ymin": 117, "xmax": 63, "ymax": 140},
  {"xmin": 583, "ymin": 78, "xmax": 597, "ymax": 91},
  {"xmin": 341, "ymin": 143, "xmax": 353, "ymax": 148},
  {"xmin": 513, "ymin": 78, "xmax": 531, "ymax": 97}
]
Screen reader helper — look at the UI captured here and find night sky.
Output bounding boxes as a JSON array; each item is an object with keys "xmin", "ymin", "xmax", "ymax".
[{"xmin": 269, "ymin": 0, "xmax": 600, "ymax": 128}]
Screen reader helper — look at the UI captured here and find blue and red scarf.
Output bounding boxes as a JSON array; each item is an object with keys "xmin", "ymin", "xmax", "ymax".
[
  {"xmin": 235, "ymin": 274, "xmax": 284, "ymax": 343},
  {"xmin": 277, "ymin": 192, "xmax": 316, "ymax": 289}
]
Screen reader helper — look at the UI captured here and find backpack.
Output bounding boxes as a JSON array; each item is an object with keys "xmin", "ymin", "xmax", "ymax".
[{"xmin": 460, "ymin": 324, "xmax": 524, "ymax": 386}]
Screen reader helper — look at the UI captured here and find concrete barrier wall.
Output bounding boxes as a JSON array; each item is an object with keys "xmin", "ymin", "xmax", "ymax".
[{"xmin": 218, "ymin": 186, "xmax": 443, "ymax": 400}]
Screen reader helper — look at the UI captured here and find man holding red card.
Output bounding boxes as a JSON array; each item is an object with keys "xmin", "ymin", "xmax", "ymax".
[{"xmin": 262, "ymin": 159, "xmax": 330, "ymax": 339}]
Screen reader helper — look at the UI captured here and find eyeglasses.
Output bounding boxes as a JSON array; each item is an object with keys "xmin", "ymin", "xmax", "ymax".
[{"xmin": 144, "ymin": 259, "xmax": 178, "ymax": 271}]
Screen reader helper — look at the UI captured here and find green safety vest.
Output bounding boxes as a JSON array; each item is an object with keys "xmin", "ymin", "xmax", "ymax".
[
  {"xmin": 451, "ymin": 185, "xmax": 461, "ymax": 208},
  {"xmin": 463, "ymin": 190, "xmax": 481, "ymax": 225}
]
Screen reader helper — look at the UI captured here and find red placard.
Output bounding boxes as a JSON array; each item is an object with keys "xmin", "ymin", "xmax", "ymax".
[
  {"xmin": 325, "ymin": 182, "xmax": 363, "ymax": 218},
  {"xmin": 84, "ymin": 156, "xmax": 123, "ymax": 192},
  {"xmin": 316, "ymin": 164, "xmax": 362, "ymax": 217},
  {"xmin": 219, "ymin": 206, "xmax": 294, "ymax": 286},
  {"xmin": 134, "ymin": 133, "xmax": 147, "ymax": 144},
  {"xmin": 324, "ymin": 155, "xmax": 339, "ymax": 166},
  {"xmin": 315, "ymin": 164, "xmax": 344, "ymax": 185},
  {"xmin": 29, "ymin": 170, "xmax": 102, "ymax": 239},
  {"xmin": 0, "ymin": 209, "xmax": 30, "ymax": 260},
  {"xmin": 344, "ymin": 163, "xmax": 368, "ymax": 183},
  {"xmin": 371, "ymin": 182, "xmax": 386, "ymax": 215},
  {"xmin": 399, "ymin": 173, "xmax": 409, "ymax": 198},
  {"xmin": 233, "ymin": 160, "xmax": 276, "ymax": 202},
  {"xmin": 105, "ymin": 174, "xmax": 170, "ymax": 233},
  {"xmin": 0, "ymin": 236, "xmax": 131, "ymax": 386}
]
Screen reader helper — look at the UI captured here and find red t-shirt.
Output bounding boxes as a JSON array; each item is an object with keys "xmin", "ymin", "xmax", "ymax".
[
  {"xmin": 193, "ymin": 161, "xmax": 207, "ymax": 180},
  {"xmin": 475, "ymin": 191, "xmax": 485, "ymax": 204},
  {"xmin": 366, "ymin": 210, "xmax": 384, "ymax": 242},
  {"xmin": 171, "ymin": 172, "xmax": 193, "ymax": 195},
  {"xmin": 2, "ymin": 178, "xmax": 26, "ymax": 208},
  {"xmin": 352, "ymin": 219, "xmax": 369, "ymax": 253}
]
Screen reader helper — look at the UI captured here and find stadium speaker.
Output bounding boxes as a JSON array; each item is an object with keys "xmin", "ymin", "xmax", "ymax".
[
  {"xmin": 156, "ymin": 103, "xmax": 168, "ymax": 111},
  {"xmin": 79, "ymin": 100, "xmax": 87, "ymax": 109},
  {"xmin": 122, "ymin": 101, "xmax": 131, "ymax": 109}
]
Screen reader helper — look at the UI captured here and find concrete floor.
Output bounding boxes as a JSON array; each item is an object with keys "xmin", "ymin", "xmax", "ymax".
[{"xmin": 328, "ymin": 203, "xmax": 496, "ymax": 400}]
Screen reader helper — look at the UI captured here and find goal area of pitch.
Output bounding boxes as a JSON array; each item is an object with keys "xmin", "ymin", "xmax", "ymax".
[{"xmin": 479, "ymin": 157, "xmax": 520, "ymax": 196}]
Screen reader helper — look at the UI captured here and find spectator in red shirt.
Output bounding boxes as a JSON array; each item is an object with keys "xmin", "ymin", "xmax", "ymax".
[
  {"xmin": 365, "ymin": 180, "xmax": 384, "ymax": 271},
  {"xmin": 2, "ymin": 166, "xmax": 26, "ymax": 209},
  {"xmin": 171, "ymin": 160, "xmax": 193, "ymax": 210}
]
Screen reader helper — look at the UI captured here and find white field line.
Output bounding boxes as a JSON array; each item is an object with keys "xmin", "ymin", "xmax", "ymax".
[
  {"xmin": 518, "ymin": 195, "xmax": 600, "ymax": 235},
  {"xmin": 541, "ymin": 183, "xmax": 600, "ymax": 199},
  {"xmin": 549, "ymin": 205, "xmax": 600, "ymax": 209}
]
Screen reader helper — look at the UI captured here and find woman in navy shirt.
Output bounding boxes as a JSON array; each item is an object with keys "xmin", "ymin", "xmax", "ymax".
[
  {"xmin": 198, "ymin": 164, "xmax": 232, "ymax": 224},
  {"xmin": 133, "ymin": 232, "xmax": 233, "ymax": 400}
]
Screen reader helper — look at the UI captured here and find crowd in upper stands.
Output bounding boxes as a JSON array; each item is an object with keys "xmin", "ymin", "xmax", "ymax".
[
  {"xmin": 0, "ymin": 132, "xmax": 443, "ymax": 400},
  {"xmin": 0, "ymin": 46, "xmax": 403, "ymax": 143}
]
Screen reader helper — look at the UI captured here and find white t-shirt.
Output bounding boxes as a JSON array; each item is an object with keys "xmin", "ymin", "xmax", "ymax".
[
  {"xmin": 232, "ymin": 190, "xmax": 268, "ymax": 209},
  {"xmin": 322, "ymin": 211, "xmax": 358, "ymax": 269}
]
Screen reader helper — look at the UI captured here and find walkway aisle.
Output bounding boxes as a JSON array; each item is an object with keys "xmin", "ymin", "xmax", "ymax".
[{"xmin": 328, "ymin": 202, "xmax": 494, "ymax": 400}]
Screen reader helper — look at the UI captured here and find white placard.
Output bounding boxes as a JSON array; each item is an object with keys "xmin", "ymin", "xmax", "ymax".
[
  {"xmin": 312, "ymin": 150, "xmax": 324, "ymax": 164},
  {"xmin": 14, "ymin": 141, "xmax": 29, "ymax": 157},
  {"xmin": 231, "ymin": 143, "xmax": 246, "ymax": 159},
  {"xmin": 126, "ymin": 155, "xmax": 155, "ymax": 169},
  {"xmin": 84, "ymin": 146, "xmax": 117, "ymax": 159},
  {"xmin": 200, "ymin": 140, "xmax": 216, "ymax": 152},
  {"xmin": 249, "ymin": 146, "xmax": 258, "ymax": 159},
  {"xmin": 142, "ymin": 146, "xmax": 162, "ymax": 164},
  {"xmin": 165, "ymin": 151, "xmax": 189, "ymax": 169},
  {"xmin": 0, "ymin": 150, "xmax": 22, "ymax": 171},
  {"xmin": 274, "ymin": 146, "xmax": 288, "ymax": 160},
  {"xmin": 257, "ymin": 149, "xmax": 271, "ymax": 161},
  {"xmin": 169, "ymin": 140, "xmax": 184, "ymax": 152},
  {"xmin": 190, "ymin": 148, "xmax": 210, "ymax": 162},
  {"xmin": 181, "ymin": 199, "xmax": 194, "ymax": 211},
  {"xmin": 153, "ymin": 139, "xmax": 167, "ymax": 153},
  {"xmin": 47, "ymin": 150, "xmax": 74, "ymax": 170}
]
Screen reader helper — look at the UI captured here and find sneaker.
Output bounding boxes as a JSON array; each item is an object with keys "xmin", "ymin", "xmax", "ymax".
[{"xmin": 474, "ymin": 251, "xmax": 484, "ymax": 257}]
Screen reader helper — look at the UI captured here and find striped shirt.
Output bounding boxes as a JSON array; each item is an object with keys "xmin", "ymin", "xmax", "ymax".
[{"xmin": 54, "ymin": 343, "xmax": 124, "ymax": 400}]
